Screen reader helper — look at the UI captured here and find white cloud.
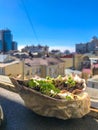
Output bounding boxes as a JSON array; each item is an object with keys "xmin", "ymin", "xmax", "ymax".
[{"xmin": 18, "ymin": 45, "xmax": 25, "ymax": 51}]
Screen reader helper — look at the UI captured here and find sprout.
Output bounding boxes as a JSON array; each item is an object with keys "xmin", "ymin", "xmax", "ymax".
[
  {"xmin": 65, "ymin": 76, "xmax": 76, "ymax": 88},
  {"xmin": 58, "ymin": 92, "xmax": 74, "ymax": 100}
]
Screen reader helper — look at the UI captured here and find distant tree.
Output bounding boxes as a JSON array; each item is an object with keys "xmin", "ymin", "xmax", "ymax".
[
  {"xmin": 92, "ymin": 36, "xmax": 98, "ymax": 40},
  {"xmin": 64, "ymin": 50, "xmax": 70, "ymax": 55}
]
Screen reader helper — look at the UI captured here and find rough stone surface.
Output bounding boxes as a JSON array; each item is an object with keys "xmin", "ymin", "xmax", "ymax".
[
  {"xmin": 10, "ymin": 78, "xmax": 91, "ymax": 120},
  {"xmin": 0, "ymin": 87, "xmax": 98, "ymax": 130},
  {"xmin": 0, "ymin": 75, "xmax": 91, "ymax": 119}
]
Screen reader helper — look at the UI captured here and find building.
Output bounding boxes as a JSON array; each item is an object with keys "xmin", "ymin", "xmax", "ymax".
[
  {"xmin": 94, "ymin": 46, "xmax": 98, "ymax": 56},
  {"xmin": 0, "ymin": 54, "xmax": 22, "ymax": 76},
  {"xmin": 72, "ymin": 53, "xmax": 98, "ymax": 80},
  {"xmin": 65, "ymin": 69, "xmax": 82, "ymax": 76},
  {"xmin": 0, "ymin": 29, "xmax": 18, "ymax": 52},
  {"xmin": 0, "ymin": 40, "xmax": 3, "ymax": 51},
  {"xmin": 24, "ymin": 57, "xmax": 66, "ymax": 78},
  {"xmin": 21, "ymin": 45, "xmax": 49, "ymax": 57},
  {"xmin": 0, "ymin": 54, "xmax": 26, "ymax": 79},
  {"xmin": 0, "ymin": 60, "xmax": 23, "ymax": 78},
  {"xmin": 60, "ymin": 54, "xmax": 73, "ymax": 69},
  {"xmin": 12, "ymin": 41, "xmax": 17, "ymax": 50},
  {"xmin": 76, "ymin": 43, "xmax": 87, "ymax": 54},
  {"xmin": 0, "ymin": 54, "xmax": 14, "ymax": 63},
  {"xmin": 76, "ymin": 36, "xmax": 98, "ymax": 54},
  {"xmin": 0, "ymin": 53, "xmax": 66, "ymax": 79}
]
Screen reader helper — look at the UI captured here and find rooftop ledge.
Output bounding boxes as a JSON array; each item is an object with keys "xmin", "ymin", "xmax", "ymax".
[{"xmin": 0, "ymin": 75, "xmax": 98, "ymax": 119}]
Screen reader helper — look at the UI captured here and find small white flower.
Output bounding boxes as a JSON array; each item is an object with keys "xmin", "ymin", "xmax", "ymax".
[
  {"xmin": 50, "ymin": 90, "xmax": 55, "ymax": 94},
  {"xmin": 74, "ymin": 75, "xmax": 81, "ymax": 83}
]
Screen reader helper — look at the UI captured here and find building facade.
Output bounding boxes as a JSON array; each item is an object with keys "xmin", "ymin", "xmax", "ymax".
[
  {"xmin": 76, "ymin": 37, "xmax": 98, "ymax": 54},
  {"xmin": 60, "ymin": 54, "xmax": 73, "ymax": 69},
  {"xmin": 76, "ymin": 43, "xmax": 87, "ymax": 54},
  {"xmin": 0, "ymin": 40, "xmax": 3, "ymax": 51},
  {"xmin": 24, "ymin": 57, "xmax": 66, "ymax": 78},
  {"xmin": 12, "ymin": 41, "xmax": 17, "ymax": 50},
  {"xmin": 0, "ymin": 29, "xmax": 17, "ymax": 52},
  {"xmin": 0, "ymin": 54, "xmax": 66, "ymax": 80},
  {"xmin": 21, "ymin": 45, "xmax": 49, "ymax": 57}
]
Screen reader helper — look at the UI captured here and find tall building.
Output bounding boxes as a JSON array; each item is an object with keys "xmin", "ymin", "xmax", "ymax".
[
  {"xmin": 76, "ymin": 43, "xmax": 87, "ymax": 54},
  {"xmin": 0, "ymin": 29, "xmax": 17, "ymax": 52},
  {"xmin": 12, "ymin": 41, "xmax": 17, "ymax": 50},
  {"xmin": 0, "ymin": 40, "xmax": 3, "ymax": 51},
  {"xmin": 76, "ymin": 36, "xmax": 98, "ymax": 54}
]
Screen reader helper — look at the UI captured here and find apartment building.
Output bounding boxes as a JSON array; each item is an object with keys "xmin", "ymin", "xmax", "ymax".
[
  {"xmin": 0, "ymin": 53, "xmax": 66, "ymax": 79},
  {"xmin": 76, "ymin": 43, "xmax": 87, "ymax": 54},
  {"xmin": 24, "ymin": 57, "xmax": 66, "ymax": 78},
  {"xmin": 60, "ymin": 54, "xmax": 73, "ymax": 68},
  {"xmin": 76, "ymin": 36, "xmax": 98, "ymax": 54},
  {"xmin": 21, "ymin": 45, "xmax": 49, "ymax": 57}
]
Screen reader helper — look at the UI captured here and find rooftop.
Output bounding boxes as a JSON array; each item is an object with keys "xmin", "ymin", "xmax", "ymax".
[
  {"xmin": 0, "ymin": 60, "xmax": 20, "ymax": 67},
  {"xmin": 25, "ymin": 57, "xmax": 64, "ymax": 66}
]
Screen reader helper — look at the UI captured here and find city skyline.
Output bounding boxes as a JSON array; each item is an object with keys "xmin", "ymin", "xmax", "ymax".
[{"xmin": 0, "ymin": 0, "xmax": 98, "ymax": 52}]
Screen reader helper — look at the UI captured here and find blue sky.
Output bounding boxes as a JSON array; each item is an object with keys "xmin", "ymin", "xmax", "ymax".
[{"xmin": 0, "ymin": 0, "xmax": 98, "ymax": 52}]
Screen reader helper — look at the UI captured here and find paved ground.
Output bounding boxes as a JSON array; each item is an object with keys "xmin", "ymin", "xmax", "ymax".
[{"xmin": 0, "ymin": 87, "xmax": 98, "ymax": 130}]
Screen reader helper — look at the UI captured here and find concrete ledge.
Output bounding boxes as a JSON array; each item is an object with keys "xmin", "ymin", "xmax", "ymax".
[
  {"xmin": 86, "ymin": 87, "xmax": 98, "ymax": 99},
  {"xmin": 0, "ymin": 76, "xmax": 98, "ymax": 120},
  {"xmin": 88, "ymin": 108, "xmax": 98, "ymax": 119},
  {"xmin": 0, "ymin": 105, "xmax": 4, "ymax": 127},
  {"xmin": 0, "ymin": 75, "xmax": 17, "ymax": 93},
  {"xmin": 0, "ymin": 82, "xmax": 18, "ymax": 93}
]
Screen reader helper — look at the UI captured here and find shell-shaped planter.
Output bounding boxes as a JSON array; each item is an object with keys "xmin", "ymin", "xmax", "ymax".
[{"xmin": 11, "ymin": 78, "xmax": 91, "ymax": 120}]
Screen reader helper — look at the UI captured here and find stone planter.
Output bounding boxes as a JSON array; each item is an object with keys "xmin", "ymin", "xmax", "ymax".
[{"xmin": 11, "ymin": 78, "xmax": 91, "ymax": 120}]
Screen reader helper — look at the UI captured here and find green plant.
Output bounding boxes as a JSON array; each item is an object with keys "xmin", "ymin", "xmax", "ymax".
[
  {"xmin": 28, "ymin": 79, "xmax": 39, "ymax": 88},
  {"xmin": 39, "ymin": 80, "xmax": 60, "ymax": 96},
  {"xmin": 28, "ymin": 79, "xmax": 60, "ymax": 97},
  {"xmin": 65, "ymin": 76, "xmax": 76, "ymax": 88},
  {"xmin": 65, "ymin": 95, "xmax": 73, "ymax": 100}
]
